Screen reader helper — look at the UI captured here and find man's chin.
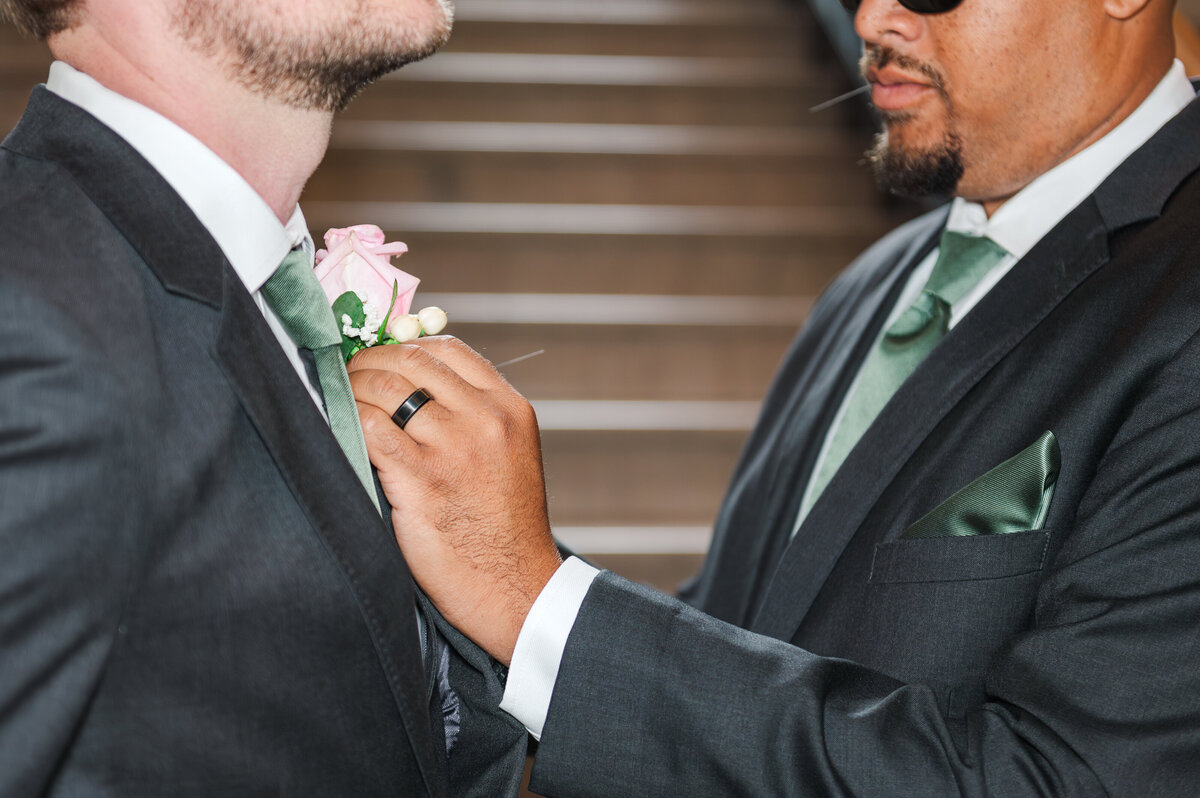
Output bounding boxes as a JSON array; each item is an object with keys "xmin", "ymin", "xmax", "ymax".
[
  {"xmin": 176, "ymin": 0, "xmax": 455, "ymax": 114},
  {"xmin": 866, "ymin": 130, "xmax": 964, "ymax": 199}
]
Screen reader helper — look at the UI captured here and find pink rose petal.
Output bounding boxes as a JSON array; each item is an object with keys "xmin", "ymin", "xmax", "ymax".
[
  {"xmin": 323, "ymin": 224, "xmax": 388, "ymax": 252},
  {"xmin": 315, "ymin": 228, "xmax": 419, "ymax": 324}
]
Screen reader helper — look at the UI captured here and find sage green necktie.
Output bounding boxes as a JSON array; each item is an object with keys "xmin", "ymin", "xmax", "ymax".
[
  {"xmin": 799, "ymin": 230, "xmax": 1009, "ymax": 522},
  {"xmin": 261, "ymin": 248, "xmax": 380, "ymax": 512}
]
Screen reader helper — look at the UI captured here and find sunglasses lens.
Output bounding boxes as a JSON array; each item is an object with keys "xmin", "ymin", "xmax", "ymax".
[
  {"xmin": 900, "ymin": 0, "xmax": 963, "ymax": 11},
  {"xmin": 842, "ymin": 0, "xmax": 963, "ymax": 13}
]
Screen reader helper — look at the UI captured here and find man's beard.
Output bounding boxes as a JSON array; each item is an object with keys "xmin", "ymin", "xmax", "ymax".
[
  {"xmin": 173, "ymin": 0, "xmax": 454, "ymax": 113},
  {"xmin": 866, "ymin": 122, "xmax": 964, "ymax": 199},
  {"xmin": 861, "ymin": 46, "xmax": 964, "ymax": 199}
]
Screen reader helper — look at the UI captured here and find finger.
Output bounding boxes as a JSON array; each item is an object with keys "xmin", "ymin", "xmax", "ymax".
[
  {"xmin": 357, "ymin": 401, "xmax": 423, "ymax": 468},
  {"xmin": 349, "ymin": 367, "xmax": 451, "ymax": 442},
  {"xmin": 400, "ymin": 336, "xmax": 513, "ymax": 394},
  {"xmin": 348, "ymin": 343, "xmax": 482, "ymax": 413},
  {"xmin": 347, "ymin": 363, "xmax": 422, "ymax": 415}
]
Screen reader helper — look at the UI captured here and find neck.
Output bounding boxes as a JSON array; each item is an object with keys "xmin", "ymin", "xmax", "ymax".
[
  {"xmin": 976, "ymin": 67, "xmax": 1163, "ymax": 218},
  {"xmin": 974, "ymin": 21, "xmax": 1177, "ymax": 218},
  {"xmin": 978, "ymin": 62, "xmax": 1167, "ymax": 217},
  {"xmin": 50, "ymin": 24, "xmax": 331, "ymax": 224}
]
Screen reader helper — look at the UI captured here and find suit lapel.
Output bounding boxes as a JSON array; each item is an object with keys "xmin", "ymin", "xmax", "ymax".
[
  {"xmin": 746, "ymin": 221, "xmax": 942, "ymax": 611},
  {"xmin": 687, "ymin": 214, "xmax": 942, "ymax": 625},
  {"xmin": 751, "ymin": 205, "xmax": 1111, "ymax": 640},
  {"xmin": 8, "ymin": 89, "xmax": 443, "ymax": 795},
  {"xmin": 751, "ymin": 90, "xmax": 1200, "ymax": 641},
  {"xmin": 4, "ymin": 88, "xmax": 223, "ymax": 307},
  {"xmin": 213, "ymin": 280, "xmax": 443, "ymax": 795}
]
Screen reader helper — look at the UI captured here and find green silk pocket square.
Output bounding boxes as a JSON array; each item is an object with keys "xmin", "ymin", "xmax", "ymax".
[{"xmin": 900, "ymin": 431, "xmax": 1060, "ymax": 540}]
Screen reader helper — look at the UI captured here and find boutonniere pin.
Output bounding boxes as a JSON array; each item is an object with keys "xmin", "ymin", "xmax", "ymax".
[{"xmin": 315, "ymin": 224, "xmax": 448, "ymax": 363}]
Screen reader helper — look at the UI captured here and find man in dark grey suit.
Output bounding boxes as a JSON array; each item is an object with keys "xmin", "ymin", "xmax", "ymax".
[
  {"xmin": 0, "ymin": 0, "xmax": 527, "ymax": 795},
  {"xmin": 351, "ymin": 0, "xmax": 1200, "ymax": 793}
]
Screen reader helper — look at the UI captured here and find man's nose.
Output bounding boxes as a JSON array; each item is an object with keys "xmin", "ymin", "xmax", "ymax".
[{"xmin": 855, "ymin": 0, "xmax": 925, "ymax": 46}]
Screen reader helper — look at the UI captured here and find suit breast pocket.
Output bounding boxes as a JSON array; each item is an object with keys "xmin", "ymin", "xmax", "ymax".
[{"xmin": 868, "ymin": 529, "xmax": 1050, "ymax": 585}]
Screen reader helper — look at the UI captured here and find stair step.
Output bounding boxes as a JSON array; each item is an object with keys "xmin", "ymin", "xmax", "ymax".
[
  {"xmin": 0, "ymin": 46, "xmax": 48, "ymax": 74},
  {"xmin": 496, "ymin": 343, "xmax": 784, "ymax": 402},
  {"xmin": 419, "ymin": 296, "xmax": 801, "ymax": 400},
  {"xmin": 389, "ymin": 53, "xmax": 814, "ymax": 88},
  {"xmin": 329, "ymin": 121, "xmax": 852, "ymax": 157},
  {"xmin": 417, "ymin": 292, "xmax": 811, "ymax": 325},
  {"xmin": 446, "ymin": 19, "xmax": 806, "ymax": 58},
  {"xmin": 316, "ymin": 121, "xmax": 877, "ymax": 207},
  {"xmin": 454, "ymin": 0, "xmax": 793, "ymax": 26},
  {"xmin": 303, "ymin": 201, "xmax": 888, "ymax": 238},
  {"xmin": 374, "ymin": 232, "xmax": 868, "ymax": 297},
  {"xmin": 533, "ymin": 400, "xmax": 760, "ymax": 430},
  {"xmin": 540, "ymin": 429, "xmax": 746, "ymax": 525},
  {"xmin": 0, "ymin": 87, "xmax": 33, "ymax": 132},
  {"xmin": 309, "ymin": 148, "xmax": 879, "ymax": 206},
  {"xmin": 480, "ymin": 327, "xmax": 789, "ymax": 401},
  {"xmin": 554, "ymin": 526, "xmax": 712, "ymax": 555},
  {"xmin": 345, "ymin": 78, "xmax": 861, "ymax": 126}
]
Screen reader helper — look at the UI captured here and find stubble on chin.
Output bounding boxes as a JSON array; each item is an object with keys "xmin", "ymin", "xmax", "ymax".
[
  {"xmin": 867, "ymin": 122, "xmax": 965, "ymax": 199},
  {"xmin": 861, "ymin": 46, "xmax": 965, "ymax": 199},
  {"xmin": 172, "ymin": 0, "xmax": 453, "ymax": 113}
]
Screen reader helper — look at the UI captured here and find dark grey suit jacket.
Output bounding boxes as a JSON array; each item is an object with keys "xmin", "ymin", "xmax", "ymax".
[
  {"xmin": 0, "ymin": 88, "xmax": 526, "ymax": 796},
  {"xmin": 529, "ymin": 92, "xmax": 1200, "ymax": 795}
]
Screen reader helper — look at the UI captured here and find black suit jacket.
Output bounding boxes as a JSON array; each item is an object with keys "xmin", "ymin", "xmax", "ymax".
[
  {"xmin": 0, "ymin": 88, "xmax": 525, "ymax": 796},
  {"xmin": 529, "ymin": 92, "xmax": 1200, "ymax": 796}
]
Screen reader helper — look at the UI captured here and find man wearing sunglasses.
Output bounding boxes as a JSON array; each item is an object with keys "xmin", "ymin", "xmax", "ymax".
[{"xmin": 351, "ymin": 0, "xmax": 1200, "ymax": 793}]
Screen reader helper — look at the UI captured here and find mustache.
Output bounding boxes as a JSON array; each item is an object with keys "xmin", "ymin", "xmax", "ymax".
[{"xmin": 860, "ymin": 46, "xmax": 947, "ymax": 93}]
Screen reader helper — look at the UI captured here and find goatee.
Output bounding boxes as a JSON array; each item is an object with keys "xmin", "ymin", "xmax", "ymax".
[
  {"xmin": 866, "ymin": 123, "xmax": 964, "ymax": 199},
  {"xmin": 860, "ymin": 45, "xmax": 963, "ymax": 198}
]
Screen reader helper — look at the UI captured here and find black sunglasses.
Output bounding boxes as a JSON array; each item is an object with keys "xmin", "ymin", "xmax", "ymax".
[{"xmin": 842, "ymin": 0, "xmax": 964, "ymax": 13}]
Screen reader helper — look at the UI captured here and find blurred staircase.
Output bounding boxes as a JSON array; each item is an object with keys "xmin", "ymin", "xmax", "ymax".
[
  {"xmin": 0, "ymin": 24, "xmax": 48, "ymax": 132},
  {"xmin": 1, "ymin": 0, "xmax": 913, "ymax": 592},
  {"xmin": 308, "ymin": 0, "xmax": 912, "ymax": 589}
]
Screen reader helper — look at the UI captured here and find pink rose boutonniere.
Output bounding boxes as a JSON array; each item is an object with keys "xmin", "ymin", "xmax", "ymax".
[{"xmin": 315, "ymin": 224, "xmax": 448, "ymax": 363}]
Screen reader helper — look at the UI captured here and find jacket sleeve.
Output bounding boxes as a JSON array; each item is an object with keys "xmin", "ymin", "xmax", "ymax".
[
  {"xmin": 528, "ymin": 327, "xmax": 1200, "ymax": 798},
  {"xmin": 419, "ymin": 592, "xmax": 531, "ymax": 798},
  {"xmin": 0, "ymin": 281, "xmax": 140, "ymax": 796}
]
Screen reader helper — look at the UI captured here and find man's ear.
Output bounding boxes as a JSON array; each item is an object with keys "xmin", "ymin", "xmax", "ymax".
[{"xmin": 1102, "ymin": 0, "xmax": 1158, "ymax": 21}]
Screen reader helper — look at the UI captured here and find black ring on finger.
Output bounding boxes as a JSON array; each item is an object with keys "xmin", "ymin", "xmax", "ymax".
[{"xmin": 391, "ymin": 388, "xmax": 433, "ymax": 430}]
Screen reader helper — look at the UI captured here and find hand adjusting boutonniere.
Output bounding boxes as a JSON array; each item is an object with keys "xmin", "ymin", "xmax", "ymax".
[{"xmin": 315, "ymin": 224, "xmax": 449, "ymax": 363}]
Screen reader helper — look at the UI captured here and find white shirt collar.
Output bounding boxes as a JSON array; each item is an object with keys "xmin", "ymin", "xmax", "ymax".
[
  {"xmin": 44, "ymin": 61, "xmax": 310, "ymax": 294},
  {"xmin": 945, "ymin": 60, "xmax": 1195, "ymax": 256}
]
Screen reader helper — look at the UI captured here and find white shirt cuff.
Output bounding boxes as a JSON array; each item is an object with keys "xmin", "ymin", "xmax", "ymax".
[{"xmin": 499, "ymin": 555, "xmax": 600, "ymax": 740}]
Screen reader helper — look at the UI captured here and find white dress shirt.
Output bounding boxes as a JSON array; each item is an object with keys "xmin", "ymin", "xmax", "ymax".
[
  {"xmin": 501, "ymin": 61, "xmax": 1197, "ymax": 740},
  {"xmin": 44, "ymin": 61, "xmax": 326, "ymax": 415}
]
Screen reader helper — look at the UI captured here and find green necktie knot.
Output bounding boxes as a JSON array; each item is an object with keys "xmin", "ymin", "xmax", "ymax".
[
  {"xmin": 885, "ymin": 292, "xmax": 947, "ymax": 342},
  {"xmin": 924, "ymin": 230, "xmax": 1009, "ymax": 306},
  {"xmin": 797, "ymin": 226, "xmax": 1009, "ymax": 527},
  {"xmin": 260, "ymin": 248, "xmax": 342, "ymax": 351}
]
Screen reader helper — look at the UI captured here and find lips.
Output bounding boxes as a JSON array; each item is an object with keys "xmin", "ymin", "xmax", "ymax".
[{"xmin": 867, "ymin": 65, "xmax": 935, "ymax": 111}]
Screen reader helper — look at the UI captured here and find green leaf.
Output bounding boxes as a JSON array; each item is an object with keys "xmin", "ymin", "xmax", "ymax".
[
  {"xmin": 332, "ymin": 292, "xmax": 368, "ymax": 363},
  {"xmin": 332, "ymin": 290, "xmax": 366, "ymax": 327},
  {"xmin": 378, "ymin": 280, "xmax": 401, "ymax": 343}
]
